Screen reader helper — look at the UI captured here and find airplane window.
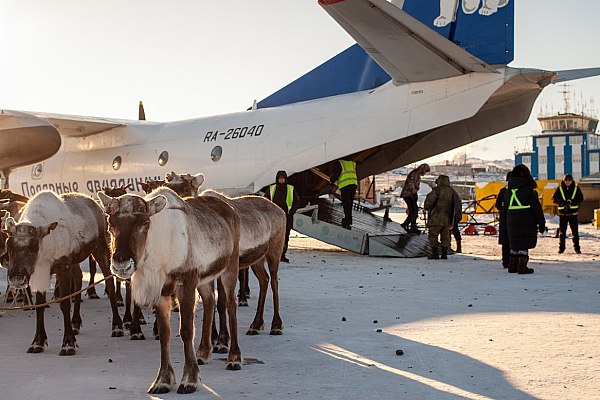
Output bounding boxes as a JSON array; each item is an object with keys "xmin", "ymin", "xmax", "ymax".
[
  {"xmin": 158, "ymin": 151, "xmax": 169, "ymax": 166},
  {"xmin": 112, "ymin": 156, "xmax": 122, "ymax": 171},
  {"xmin": 211, "ymin": 146, "xmax": 222, "ymax": 162},
  {"xmin": 31, "ymin": 163, "xmax": 43, "ymax": 179}
]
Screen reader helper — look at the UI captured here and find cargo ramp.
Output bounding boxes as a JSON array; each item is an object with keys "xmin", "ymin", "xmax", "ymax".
[{"xmin": 293, "ymin": 200, "xmax": 430, "ymax": 258}]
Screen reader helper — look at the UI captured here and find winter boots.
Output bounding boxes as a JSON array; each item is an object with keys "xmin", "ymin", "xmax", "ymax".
[
  {"xmin": 341, "ymin": 218, "xmax": 352, "ymax": 230},
  {"xmin": 441, "ymin": 247, "xmax": 448, "ymax": 259},
  {"xmin": 428, "ymin": 247, "xmax": 439, "ymax": 260},
  {"xmin": 559, "ymin": 235, "xmax": 581, "ymax": 253},
  {"xmin": 573, "ymin": 236, "xmax": 581, "ymax": 254},
  {"xmin": 509, "ymin": 255, "xmax": 534, "ymax": 274},
  {"xmin": 517, "ymin": 255, "xmax": 534, "ymax": 274},
  {"xmin": 559, "ymin": 234, "xmax": 566, "ymax": 254},
  {"xmin": 455, "ymin": 240, "xmax": 462, "ymax": 254},
  {"xmin": 508, "ymin": 256, "xmax": 518, "ymax": 273},
  {"xmin": 428, "ymin": 247, "xmax": 448, "ymax": 260}
]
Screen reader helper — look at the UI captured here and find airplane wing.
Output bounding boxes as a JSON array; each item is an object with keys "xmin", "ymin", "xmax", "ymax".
[
  {"xmin": 318, "ymin": 0, "xmax": 498, "ymax": 84},
  {"xmin": 26, "ymin": 111, "xmax": 128, "ymax": 137},
  {"xmin": 0, "ymin": 109, "xmax": 143, "ymax": 172}
]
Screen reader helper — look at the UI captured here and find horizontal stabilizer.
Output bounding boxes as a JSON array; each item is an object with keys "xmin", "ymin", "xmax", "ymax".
[
  {"xmin": 319, "ymin": 0, "xmax": 497, "ymax": 83},
  {"xmin": 553, "ymin": 67, "xmax": 600, "ymax": 83}
]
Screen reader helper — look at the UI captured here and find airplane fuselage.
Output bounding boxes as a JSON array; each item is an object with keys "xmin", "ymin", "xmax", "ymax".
[{"xmin": 10, "ymin": 69, "xmax": 506, "ymax": 198}]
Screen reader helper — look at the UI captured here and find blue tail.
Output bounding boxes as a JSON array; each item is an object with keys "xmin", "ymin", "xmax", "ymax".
[{"xmin": 257, "ymin": 0, "xmax": 513, "ymax": 109}]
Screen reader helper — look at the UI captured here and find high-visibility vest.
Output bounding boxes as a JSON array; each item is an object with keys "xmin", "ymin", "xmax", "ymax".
[
  {"xmin": 558, "ymin": 185, "xmax": 579, "ymax": 210},
  {"xmin": 336, "ymin": 160, "xmax": 357, "ymax": 189},
  {"xmin": 270, "ymin": 184, "xmax": 294, "ymax": 213},
  {"xmin": 508, "ymin": 188, "xmax": 530, "ymax": 210}
]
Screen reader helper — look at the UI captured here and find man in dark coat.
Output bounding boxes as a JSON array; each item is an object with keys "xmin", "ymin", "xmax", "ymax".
[
  {"xmin": 400, "ymin": 163, "xmax": 430, "ymax": 233},
  {"xmin": 424, "ymin": 175, "xmax": 454, "ymax": 259},
  {"xmin": 552, "ymin": 174, "xmax": 584, "ymax": 254},
  {"xmin": 265, "ymin": 170, "xmax": 300, "ymax": 263},
  {"xmin": 495, "ymin": 171, "xmax": 512, "ymax": 268},
  {"xmin": 504, "ymin": 164, "xmax": 546, "ymax": 274}
]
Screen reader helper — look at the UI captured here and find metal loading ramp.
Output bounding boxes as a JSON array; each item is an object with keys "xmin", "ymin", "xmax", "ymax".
[{"xmin": 293, "ymin": 200, "xmax": 430, "ymax": 258}]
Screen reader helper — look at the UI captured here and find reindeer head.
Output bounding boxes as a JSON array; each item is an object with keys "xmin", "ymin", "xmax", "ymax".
[
  {"xmin": 2, "ymin": 217, "xmax": 58, "ymax": 289},
  {"xmin": 164, "ymin": 172, "xmax": 205, "ymax": 197},
  {"xmin": 140, "ymin": 180, "xmax": 165, "ymax": 194},
  {"xmin": 98, "ymin": 192, "xmax": 167, "ymax": 279}
]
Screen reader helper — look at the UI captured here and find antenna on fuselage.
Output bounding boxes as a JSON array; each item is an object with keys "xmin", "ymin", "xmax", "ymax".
[{"xmin": 139, "ymin": 101, "xmax": 146, "ymax": 121}]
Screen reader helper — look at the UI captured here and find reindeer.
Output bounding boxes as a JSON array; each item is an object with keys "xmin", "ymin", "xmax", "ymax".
[
  {"xmin": 98, "ymin": 187, "xmax": 242, "ymax": 394},
  {"xmin": 3, "ymin": 191, "xmax": 124, "ymax": 355},
  {"xmin": 202, "ymin": 190, "xmax": 286, "ymax": 342},
  {"xmin": 140, "ymin": 179, "xmax": 166, "ymax": 194},
  {"xmin": 0, "ymin": 196, "xmax": 29, "ymax": 303},
  {"xmin": 163, "ymin": 173, "xmax": 285, "ymax": 340},
  {"xmin": 87, "ymin": 184, "xmax": 148, "ymax": 338},
  {"xmin": 86, "ymin": 184, "xmax": 131, "ymax": 305}
]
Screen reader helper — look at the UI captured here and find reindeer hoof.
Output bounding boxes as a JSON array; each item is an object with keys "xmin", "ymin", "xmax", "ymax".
[
  {"xmin": 246, "ymin": 329, "xmax": 260, "ymax": 336},
  {"xmin": 59, "ymin": 346, "xmax": 76, "ymax": 356},
  {"xmin": 111, "ymin": 328, "xmax": 124, "ymax": 337},
  {"xmin": 238, "ymin": 300, "xmax": 248, "ymax": 307},
  {"xmin": 72, "ymin": 327, "xmax": 81, "ymax": 336},
  {"xmin": 86, "ymin": 292, "xmax": 100, "ymax": 299},
  {"xmin": 177, "ymin": 384, "xmax": 198, "ymax": 394},
  {"xmin": 130, "ymin": 332, "xmax": 145, "ymax": 340},
  {"xmin": 226, "ymin": 362, "xmax": 242, "ymax": 371},
  {"xmin": 148, "ymin": 385, "xmax": 171, "ymax": 394},
  {"xmin": 213, "ymin": 345, "xmax": 229, "ymax": 354},
  {"xmin": 116, "ymin": 300, "xmax": 125, "ymax": 307},
  {"xmin": 270, "ymin": 329, "xmax": 283, "ymax": 335},
  {"xmin": 27, "ymin": 345, "xmax": 45, "ymax": 354}
]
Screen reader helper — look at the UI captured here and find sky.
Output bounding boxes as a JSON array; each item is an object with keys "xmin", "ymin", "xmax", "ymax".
[{"xmin": 1, "ymin": 0, "xmax": 600, "ymax": 163}]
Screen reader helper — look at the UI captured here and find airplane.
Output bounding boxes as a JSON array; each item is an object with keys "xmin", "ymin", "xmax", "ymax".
[{"xmin": 1, "ymin": 0, "xmax": 599, "ymax": 203}]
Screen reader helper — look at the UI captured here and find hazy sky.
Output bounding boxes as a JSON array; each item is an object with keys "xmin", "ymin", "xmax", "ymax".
[{"xmin": 1, "ymin": 0, "xmax": 599, "ymax": 162}]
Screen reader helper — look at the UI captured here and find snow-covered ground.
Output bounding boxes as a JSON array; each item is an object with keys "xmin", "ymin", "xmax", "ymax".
[{"xmin": 1, "ymin": 220, "xmax": 599, "ymax": 400}]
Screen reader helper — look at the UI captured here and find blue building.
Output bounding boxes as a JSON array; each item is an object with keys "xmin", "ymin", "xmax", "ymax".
[{"xmin": 515, "ymin": 113, "xmax": 600, "ymax": 180}]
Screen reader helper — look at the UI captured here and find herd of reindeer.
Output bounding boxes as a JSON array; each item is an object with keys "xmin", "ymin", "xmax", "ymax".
[{"xmin": 0, "ymin": 171, "xmax": 287, "ymax": 394}]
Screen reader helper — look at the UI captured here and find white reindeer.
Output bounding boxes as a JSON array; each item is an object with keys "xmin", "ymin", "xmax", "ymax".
[
  {"xmin": 98, "ymin": 187, "xmax": 242, "ymax": 395},
  {"xmin": 3, "ymin": 191, "xmax": 123, "ymax": 355}
]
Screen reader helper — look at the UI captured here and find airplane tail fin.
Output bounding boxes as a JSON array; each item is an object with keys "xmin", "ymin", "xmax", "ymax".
[{"xmin": 257, "ymin": 0, "xmax": 513, "ymax": 109}]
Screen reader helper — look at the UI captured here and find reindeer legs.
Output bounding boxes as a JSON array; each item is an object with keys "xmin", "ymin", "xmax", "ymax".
[
  {"xmin": 176, "ymin": 279, "xmax": 201, "ymax": 394},
  {"xmin": 71, "ymin": 263, "xmax": 83, "ymax": 335},
  {"xmin": 27, "ymin": 291, "xmax": 48, "ymax": 353},
  {"xmin": 196, "ymin": 282, "xmax": 215, "ymax": 364},
  {"xmin": 57, "ymin": 265, "xmax": 77, "ymax": 356},
  {"xmin": 148, "ymin": 294, "xmax": 176, "ymax": 394}
]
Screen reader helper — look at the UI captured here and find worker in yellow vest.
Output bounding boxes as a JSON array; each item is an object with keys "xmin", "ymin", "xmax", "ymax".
[
  {"xmin": 552, "ymin": 174, "xmax": 584, "ymax": 254},
  {"xmin": 330, "ymin": 159, "xmax": 358, "ymax": 229},
  {"xmin": 265, "ymin": 170, "xmax": 300, "ymax": 262}
]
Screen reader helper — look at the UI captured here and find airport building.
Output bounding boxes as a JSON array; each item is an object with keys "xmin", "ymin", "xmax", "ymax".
[{"xmin": 515, "ymin": 112, "xmax": 600, "ymax": 180}]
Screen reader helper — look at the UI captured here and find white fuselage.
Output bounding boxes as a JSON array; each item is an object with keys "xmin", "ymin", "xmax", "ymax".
[{"xmin": 10, "ymin": 69, "xmax": 506, "ymax": 197}]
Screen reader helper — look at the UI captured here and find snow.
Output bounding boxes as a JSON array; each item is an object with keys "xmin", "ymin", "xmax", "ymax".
[{"xmin": 1, "ymin": 221, "xmax": 599, "ymax": 400}]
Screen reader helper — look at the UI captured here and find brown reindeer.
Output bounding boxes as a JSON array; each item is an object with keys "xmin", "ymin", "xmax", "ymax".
[
  {"xmin": 90, "ymin": 184, "xmax": 148, "ymax": 339},
  {"xmin": 98, "ymin": 187, "xmax": 242, "ymax": 394},
  {"xmin": 163, "ymin": 173, "xmax": 286, "ymax": 348},
  {"xmin": 3, "ymin": 191, "xmax": 124, "ymax": 355},
  {"xmin": 202, "ymin": 190, "xmax": 286, "ymax": 343},
  {"xmin": 86, "ymin": 184, "xmax": 133, "ymax": 303},
  {"xmin": 140, "ymin": 179, "xmax": 166, "ymax": 194}
]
